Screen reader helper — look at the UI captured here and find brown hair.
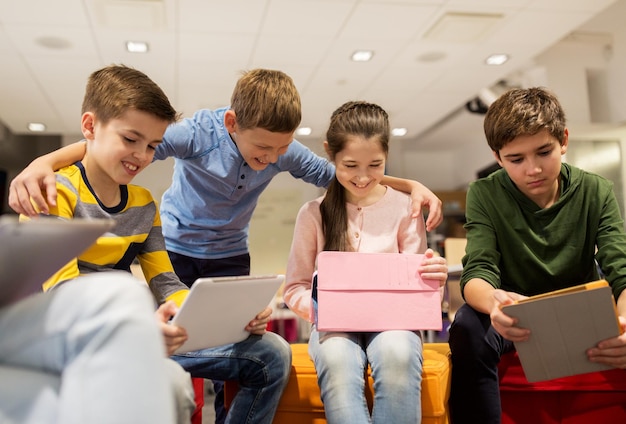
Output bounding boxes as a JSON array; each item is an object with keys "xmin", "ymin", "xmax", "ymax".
[
  {"xmin": 484, "ymin": 87, "xmax": 566, "ymax": 153},
  {"xmin": 320, "ymin": 101, "xmax": 390, "ymax": 251},
  {"xmin": 82, "ymin": 64, "xmax": 179, "ymax": 124},
  {"xmin": 230, "ymin": 69, "xmax": 301, "ymax": 133}
]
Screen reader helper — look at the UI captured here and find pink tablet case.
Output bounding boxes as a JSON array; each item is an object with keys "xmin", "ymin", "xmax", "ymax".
[{"xmin": 315, "ymin": 251, "xmax": 442, "ymax": 332}]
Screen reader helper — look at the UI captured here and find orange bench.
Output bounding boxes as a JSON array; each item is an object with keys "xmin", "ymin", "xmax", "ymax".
[{"xmin": 225, "ymin": 342, "xmax": 451, "ymax": 423}]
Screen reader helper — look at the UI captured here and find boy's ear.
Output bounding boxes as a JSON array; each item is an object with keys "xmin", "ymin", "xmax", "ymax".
[
  {"xmin": 560, "ymin": 128, "xmax": 569, "ymax": 154},
  {"xmin": 492, "ymin": 150, "xmax": 503, "ymax": 167},
  {"xmin": 224, "ymin": 110, "xmax": 237, "ymax": 133},
  {"xmin": 81, "ymin": 112, "xmax": 96, "ymax": 140}
]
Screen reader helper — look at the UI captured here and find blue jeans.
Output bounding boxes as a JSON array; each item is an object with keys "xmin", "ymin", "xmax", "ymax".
[
  {"xmin": 168, "ymin": 250, "xmax": 252, "ymax": 424},
  {"xmin": 448, "ymin": 303, "xmax": 515, "ymax": 424},
  {"xmin": 172, "ymin": 331, "xmax": 292, "ymax": 424},
  {"xmin": 0, "ymin": 273, "xmax": 187, "ymax": 424},
  {"xmin": 308, "ymin": 328, "xmax": 423, "ymax": 424}
]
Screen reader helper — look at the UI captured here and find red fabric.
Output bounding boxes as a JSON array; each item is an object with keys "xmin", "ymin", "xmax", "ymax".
[
  {"xmin": 267, "ymin": 317, "xmax": 298, "ymax": 343},
  {"xmin": 191, "ymin": 377, "xmax": 204, "ymax": 424},
  {"xmin": 499, "ymin": 352, "xmax": 626, "ymax": 423},
  {"xmin": 498, "ymin": 351, "xmax": 626, "ymax": 391}
]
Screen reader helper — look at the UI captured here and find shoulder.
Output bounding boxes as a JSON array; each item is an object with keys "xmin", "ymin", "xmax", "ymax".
[
  {"xmin": 380, "ymin": 186, "xmax": 411, "ymax": 207},
  {"xmin": 279, "ymin": 139, "xmax": 317, "ymax": 162},
  {"xmin": 162, "ymin": 107, "xmax": 228, "ymax": 153},
  {"xmin": 56, "ymin": 163, "xmax": 81, "ymax": 178},
  {"xmin": 296, "ymin": 196, "xmax": 323, "ymax": 221},
  {"xmin": 299, "ymin": 196, "xmax": 323, "ymax": 213},
  {"xmin": 564, "ymin": 163, "xmax": 614, "ymax": 197},
  {"xmin": 55, "ymin": 164, "xmax": 82, "ymax": 189},
  {"xmin": 469, "ymin": 168, "xmax": 505, "ymax": 189},
  {"xmin": 187, "ymin": 107, "xmax": 226, "ymax": 125},
  {"xmin": 385, "ymin": 185, "xmax": 410, "ymax": 200},
  {"xmin": 127, "ymin": 184, "xmax": 157, "ymax": 204}
]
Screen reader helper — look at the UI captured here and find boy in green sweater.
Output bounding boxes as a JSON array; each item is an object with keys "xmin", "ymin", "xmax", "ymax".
[{"xmin": 448, "ymin": 87, "xmax": 626, "ymax": 423}]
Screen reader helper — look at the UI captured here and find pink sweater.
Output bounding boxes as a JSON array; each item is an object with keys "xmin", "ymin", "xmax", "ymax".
[{"xmin": 284, "ymin": 186, "xmax": 427, "ymax": 322}]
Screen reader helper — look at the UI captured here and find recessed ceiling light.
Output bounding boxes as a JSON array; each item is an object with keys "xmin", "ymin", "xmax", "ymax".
[
  {"xmin": 392, "ymin": 128, "xmax": 408, "ymax": 137},
  {"xmin": 351, "ymin": 50, "xmax": 374, "ymax": 62},
  {"xmin": 296, "ymin": 127, "xmax": 312, "ymax": 136},
  {"xmin": 126, "ymin": 41, "xmax": 149, "ymax": 53},
  {"xmin": 36, "ymin": 36, "xmax": 72, "ymax": 50},
  {"xmin": 485, "ymin": 53, "xmax": 509, "ymax": 65},
  {"xmin": 28, "ymin": 122, "xmax": 46, "ymax": 132},
  {"xmin": 417, "ymin": 51, "xmax": 447, "ymax": 63}
]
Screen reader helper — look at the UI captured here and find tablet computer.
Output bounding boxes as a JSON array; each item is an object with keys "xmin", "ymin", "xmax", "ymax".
[
  {"xmin": 170, "ymin": 274, "xmax": 284, "ymax": 354},
  {"xmin": 0, "ymin": 215, "xmax": 115, "ymax": 307}
]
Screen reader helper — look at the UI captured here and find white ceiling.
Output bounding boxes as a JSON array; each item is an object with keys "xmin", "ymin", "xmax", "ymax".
[{"xmin": 0, "ymin": 0, "xmax": 619, "ymax": 150}]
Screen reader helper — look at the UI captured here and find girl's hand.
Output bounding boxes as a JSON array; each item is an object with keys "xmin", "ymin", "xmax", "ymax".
[{"xmin": 418, "ymin": 248, "xmax": 448, "ymax": 287}]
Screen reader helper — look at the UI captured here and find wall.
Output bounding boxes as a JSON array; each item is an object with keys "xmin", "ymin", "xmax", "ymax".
[{"xmin": 0, "ymin": 123, "xmax": 62, "ymax": 214}]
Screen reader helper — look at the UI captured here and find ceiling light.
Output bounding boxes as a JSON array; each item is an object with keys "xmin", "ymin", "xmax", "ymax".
[
  {"xmin": 36, "ymin": 36, "xmax": 71, "ymax": 50},
  {"xmin": 417, "ymin": 51, "xmax": 447, "ymax": 63},
  {"xmin": 485, "ymin": 53, "xmax": 509, "ymax": 65},
  {"xmin": 351, "ymin": 50, "xmax": 374, "ymax": 62},
  {"xmin": 126, "ymin": 41, "xmax": 149, "ymax": 53},
  {"xmin": 392, "ymin": 128, "xmax": 408, "ymax": 137},
  {"xmin": 28, "ymin": 122, "xmax": 46, "ymax": 132},
  {"xmin": 296, "ymin": 127, "xmax": 312, "ymax": 136}
]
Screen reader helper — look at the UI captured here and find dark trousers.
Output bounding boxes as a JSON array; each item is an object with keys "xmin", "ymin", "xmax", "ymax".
[
  {"xmin": 168, "ymin": 251, "xmax": 251, "ymax": 424},
  {"xmin": 448, "ymin": 303, "xmax": 514, "ymax": 424}
]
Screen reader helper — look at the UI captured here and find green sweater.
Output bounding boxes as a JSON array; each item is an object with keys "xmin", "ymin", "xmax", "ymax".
[{"xmin": 461, "ymin": 163, "xmax": 626, "ymax": 300}]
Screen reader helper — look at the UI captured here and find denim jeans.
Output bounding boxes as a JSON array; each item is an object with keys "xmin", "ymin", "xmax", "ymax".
[
  {"xmin": 0, "ymin": 273, "xmax": 181, "ymax": 424},
  {"xmin": 168, "ymin": 250, "xmax": 251, "ymax": 424},
  {"xmin": 308, "ymin": 328, "xmax": 423, "ymax": 424},
  {"xmin": 448, "ymin": 303, "xmax": 515, "ymax": 424},
  {"xmin": 172, "ymin": 331, "xmax": 292, "ymax": 424}
]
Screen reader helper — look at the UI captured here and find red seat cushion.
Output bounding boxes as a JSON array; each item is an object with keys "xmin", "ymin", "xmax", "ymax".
[
  {"xmin": 191, "ymin": 377, "xmax": 204, "ymax": 424},
  {"xmin": 498, "ymin": 352, "xmax": 626, "ymax": 424},
  {"xmin": 498, "ymin": 351, "xmax": 626, "ymax": 392}
]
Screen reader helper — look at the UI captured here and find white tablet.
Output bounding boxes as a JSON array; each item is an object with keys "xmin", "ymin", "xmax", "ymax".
[
  {"xmin": 171, "ymin": 274, "xmax": 284, "ymax": 354},
  {"xmin": 0, "ymin": 215, "xmax": 115, "ymax": 307}
]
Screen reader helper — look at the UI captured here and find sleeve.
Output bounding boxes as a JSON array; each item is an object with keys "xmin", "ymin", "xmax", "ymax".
[
  {"xmin": 459, "ymin": 182, "xmax": 502, "ymax": 296},
  {"xmin": 41, "ymin": 174, "xmax": 81, "ymax": 291},
  {"xmin": 594, "ymin": 180, "xmax": 626, "ymax": 300},
  {"xmin": 284, "ymin": 201, "xmax": 324, "ymax": 322},
  {"xmin": 137, "ymin": 208, "xmax": 189, "ymax": 306},
  {"xmin": 154, "ymin": 110, "xmax": 211, "ymax": 161},
  {"xmin": 278, "ymin": 141, "xmax": 336, "ymax": 189}
]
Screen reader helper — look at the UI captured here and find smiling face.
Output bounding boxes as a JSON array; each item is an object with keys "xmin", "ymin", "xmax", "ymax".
[
  {"xmin": 224, "ymin": 109, "xmax": 294, "ymax": 171},
  {"xmin": 331, "ymin": 135, "xmax": 387, "ymax": 205},
  {"xmin": 494, "ymin": 128, "xmax": 568, "ymax": 208},
  {"xmin": 82, "ymin": 109, "xmax": 169, "ymax": 191}
]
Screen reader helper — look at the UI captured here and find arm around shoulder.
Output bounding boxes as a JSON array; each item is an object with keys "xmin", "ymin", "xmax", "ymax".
[
  {"xmin": 9, "ymin": 142, "xmax": 87, "ymax": 216},
  {"xmin": 380, "ymin": 175, "xmax": 442, "ymax": 231}
]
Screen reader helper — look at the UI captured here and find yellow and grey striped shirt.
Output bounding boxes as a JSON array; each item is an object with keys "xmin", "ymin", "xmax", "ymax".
[{"xmin": 43, "ymin": 162, "xmax": 188, "ymax": 306}]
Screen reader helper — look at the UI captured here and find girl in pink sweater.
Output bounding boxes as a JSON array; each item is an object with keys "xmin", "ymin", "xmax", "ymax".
[{"xmin": 284, "ymin": 101, "xmax": 448, "ymax": 424}]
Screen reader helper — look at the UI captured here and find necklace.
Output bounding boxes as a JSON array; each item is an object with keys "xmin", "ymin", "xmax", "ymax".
[{"xmin": 348, "ymin": 206, "xmax": 364, "ymax": 251}]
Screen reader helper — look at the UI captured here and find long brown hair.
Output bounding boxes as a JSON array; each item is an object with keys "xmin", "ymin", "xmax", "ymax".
[{"xmin": 320, "ymin": 101, "xmax": 390, "ymax": 251}]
